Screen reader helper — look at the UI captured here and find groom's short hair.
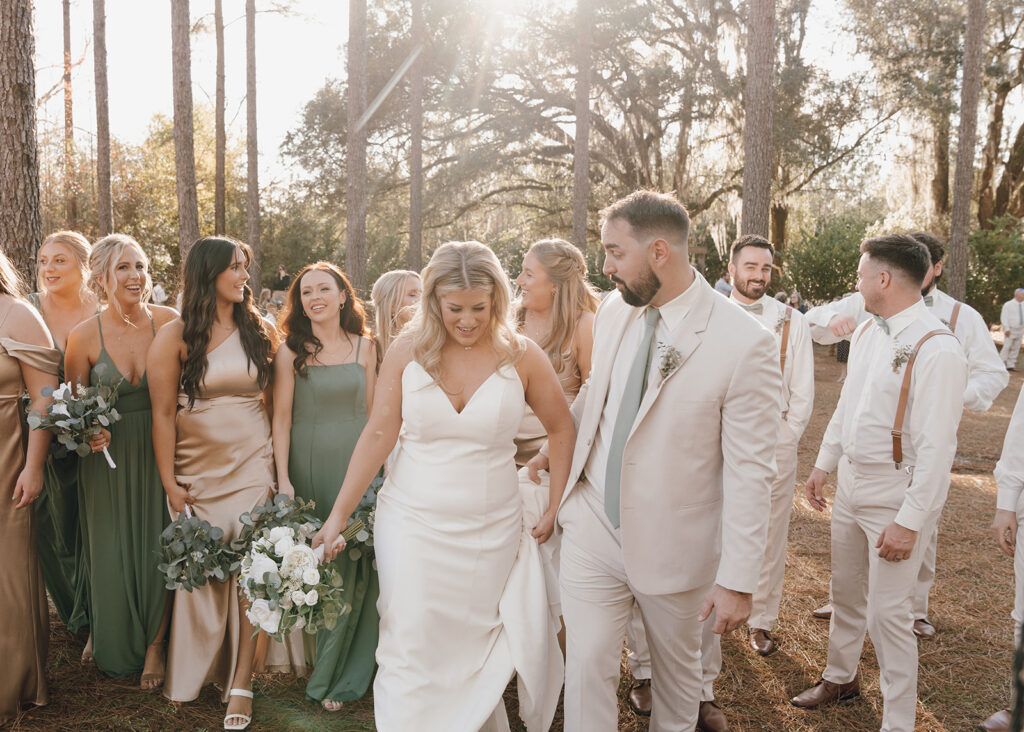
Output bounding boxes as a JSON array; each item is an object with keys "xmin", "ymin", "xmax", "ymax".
[
  {"xmin": 730, "ymin": 234, "xmax": 774, "ymax": 262},
  {"xmin": 600, "ymin": 190, "xmax": 690, "ymax": 249},
  {"xmin": 860, "ymin": 234, "xmax": 930, "ymax": 285}
]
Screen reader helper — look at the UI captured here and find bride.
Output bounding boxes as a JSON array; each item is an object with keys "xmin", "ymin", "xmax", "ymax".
[{"xmin": 314, "ymin": 241, "xmax": 574, "ymax": 731}]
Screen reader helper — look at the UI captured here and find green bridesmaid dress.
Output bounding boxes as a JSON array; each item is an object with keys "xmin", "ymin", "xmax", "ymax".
[
  {"xmin": 290, "ymin": 338, "xmax": 379, "ymax": 704},
  {"xmin": 27, "ymin": 292, "xmax": 89, "ymax": 632},
  {"xmin": 78, "ymin": 315, "xmax": 169, "ymax": 676}
]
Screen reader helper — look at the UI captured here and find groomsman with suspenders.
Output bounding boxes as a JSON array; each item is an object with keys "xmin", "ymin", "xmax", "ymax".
[
  {"xmin": 531, "ymin": 190, "xmax": 780, "ymax": 732},
  {"xmin": 1000, "ymin": 289, "xmax": 1024, "ymax": 370},
  {"xmin": 803, "ymin": 232, "xmax": 1007, "ymax": 634},
  {"xmin": 793, "ymin": 234, "xmax": 967, "ymax": 731}
]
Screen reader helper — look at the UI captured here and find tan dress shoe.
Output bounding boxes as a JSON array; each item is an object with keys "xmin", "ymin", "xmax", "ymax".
[
  {"xmin": 811, "ymin": 603, "xmax": 833, "ymax": 620},
  {"xmin": 913, "ymin": 617, "xmax": 936, "ymax": 639},
  {"xmin": 978, "ymin": 709, "xmax": 1011, "ymax": 731},
  {"xmin": 627, "ymin": 678, "xmax": 651, "ymax": 716},
  {"xmin": 791, "ymin": 677, "xmax": 860, "ymax": 708},
  {"xmin": 749, "ymin": 628, "xmax": 776, "ymax": 656},
  {"xmin": 697, "ymin": 700, "xmax": 729, "ymax": 732}
]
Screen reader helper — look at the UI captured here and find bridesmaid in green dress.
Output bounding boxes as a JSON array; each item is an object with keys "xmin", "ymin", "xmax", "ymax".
[
  {"xmin": 272, "ymin": 261, "xmax": 378, "ymax": 711},
  {"xmin": 29, "ymin": 231, "xmax": 96, "ymax": 638},
  {"xmin": 64, "ymin": 234, "xmax": 178, "ymax": 688}
]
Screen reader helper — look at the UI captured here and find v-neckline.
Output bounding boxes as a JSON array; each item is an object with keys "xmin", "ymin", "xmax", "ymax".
[{"xmin": 418, "ymin": 362, "xmax": 500, "ymax": 416}]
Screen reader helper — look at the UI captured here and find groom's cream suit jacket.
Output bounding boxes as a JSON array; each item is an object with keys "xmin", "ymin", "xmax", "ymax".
[{"xmin": 559, "ymin": 272, "xmax": 782, "ymax": 596}]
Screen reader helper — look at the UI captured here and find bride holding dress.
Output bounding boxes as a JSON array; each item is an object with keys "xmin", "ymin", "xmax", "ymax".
[{"xmin": 315, "ymin": 241, "xmax": 574, "ymax": 731}]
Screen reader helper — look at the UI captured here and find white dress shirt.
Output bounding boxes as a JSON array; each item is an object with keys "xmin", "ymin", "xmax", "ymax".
[
  {"xmin": 580, "ymin": 274, "xmax": 702, "ymax": 529},
  {"xmin": 729, "ymin": 293, "xmax": 814, "ymax": 439},
  {"xmin": 1001, "ymin": 299, "xmax": 1024, "ymax": 331},
  {"xmin": 814, "ymin": 300, "xmax": 968, "ymax": 531},
  {"xmin": 996, "ymin": 386, "xmax": 1024, "ymax": 512},
  {"xmin": 808, "ymin": 289, "xmax": 1005, "ymax": 412}
]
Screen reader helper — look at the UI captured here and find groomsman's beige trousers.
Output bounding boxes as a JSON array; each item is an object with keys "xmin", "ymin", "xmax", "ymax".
[
  {"xmin": 823, "ymin": 458, "xmax": 937, "ymax": 732},
  {"xmin": 559, "ymin": 485, "xmax": 711, "ymax": 732},
  {"xmin": 1002, "ymin": 326, "xmax": 1024, "ymax": 368},
  {"xmin": 912, "ymin": 518, "xmax": 942, "ymax": 619}
]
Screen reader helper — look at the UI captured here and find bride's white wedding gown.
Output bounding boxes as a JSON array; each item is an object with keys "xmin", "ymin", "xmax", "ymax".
[{"xmin": 373, "ymin": 361, "xmax": 563, "ymax": 732}]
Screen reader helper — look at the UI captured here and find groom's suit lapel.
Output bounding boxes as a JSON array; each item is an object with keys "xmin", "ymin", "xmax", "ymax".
[{"xmin": 628, "ymin": 275, "xmax": 714, "ymax": 440}]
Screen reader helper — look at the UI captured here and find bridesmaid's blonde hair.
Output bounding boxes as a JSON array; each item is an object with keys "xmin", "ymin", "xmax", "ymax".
[
  {"xmin": 516, "ymin": 238, "xmax": 600, "ymax": 377},
  {"xmin": 371, "ymin": 269, "xmax": 420, "ymax": 361},
  {"xmin": 89, "ymin": 234, "xmax": 153, "ymax": 324},
  {"xmin": 37, "ymin": 231, "xmax": 92, "ymax": 302},
  {"xmin": 410, "ymin": 241, "xmax": 525, "ymax": 379}
]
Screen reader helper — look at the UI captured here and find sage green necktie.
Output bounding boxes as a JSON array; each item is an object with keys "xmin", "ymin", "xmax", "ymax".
[
  {"xmin": 1018, "ymin": 301, "xmax": 1022, "ymax": 326},
  {"xmin": 604, "ymin": 307, "xmax": 660, "ymax": 528}
]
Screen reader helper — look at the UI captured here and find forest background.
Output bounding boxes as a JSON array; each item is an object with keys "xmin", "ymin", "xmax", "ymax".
[{"xmin": 7, "ymin": 0, "xmax": 1024, "ymax": 323}]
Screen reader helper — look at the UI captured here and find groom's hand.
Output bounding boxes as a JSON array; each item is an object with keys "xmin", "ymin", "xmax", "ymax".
[
  {"xmin": 526, "ymin": 453, "xmax": 549, "ymax": 484},
  {"xmin": 698, "ymin": 584, "xmax": 751, "ymax": 634}
]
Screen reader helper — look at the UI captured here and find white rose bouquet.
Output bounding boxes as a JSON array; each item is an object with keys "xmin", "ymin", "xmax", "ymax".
[
  {"xmin": 234, "ymin": 495, "xmax": 364, "ymax": 640},
  {"xmin": 28, "ymin": 366, "xmax": 123, "ymax": 468}
]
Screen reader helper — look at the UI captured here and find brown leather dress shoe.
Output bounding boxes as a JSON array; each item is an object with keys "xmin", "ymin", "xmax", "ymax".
[
  {"xmin": 791, "ymin": 677, "xmax": 860, "ymax": 708},
  {"xmin": 978, "ymin": 709, "xmax": 1011, "ymax": 731},
  {"xmin": 626, "ymin": 678, "xmax": 651, "ymax": 716},
  {"xmin": 913, "ymin": 617, "xmax": 936, "ymax": 639},
  {"xmin": 697, "ymin": 700, "xmax": 729, "ymax": 732},
  {"xmin": 749, "ymin": 628, "xmax": 776, "ymax": 656},
  {"xmin": 811, "ymin": 603, "xmax": 833, "ymax": 620}
]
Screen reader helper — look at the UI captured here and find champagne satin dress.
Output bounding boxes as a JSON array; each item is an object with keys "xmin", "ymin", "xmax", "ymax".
[
  {"xmin": 163, "ymin": 329, "xmax": 289, "ymax": 702},
  {"xmin": 0, "ymin": 329, "xmax": 59, "ymax": 724}
]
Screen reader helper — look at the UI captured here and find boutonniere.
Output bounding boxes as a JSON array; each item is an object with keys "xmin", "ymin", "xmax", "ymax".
[
  {"xmin": 656, "ymin": 341, "xmax": 682, "ymax": 379},
  {"xmin": 774, "ymin": 314, "xmax": 788, "ymax": 334},
  {"xmin": 891, "ymin": 341, "xmax": 915, "ymax": 372},
  {"xmin": 940, "ymin": 318, "xmax": 951, "ymax": 329}
]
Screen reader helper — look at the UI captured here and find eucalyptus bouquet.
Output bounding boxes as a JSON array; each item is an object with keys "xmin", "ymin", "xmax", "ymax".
[
  {"xmin": 28, "ymin": 366, "xmax": 123, "ymax": 468},
  {"xmin": 344, "ymin": 477, "xmax": 383, "ymax": 563},
  {"xmin": 233, "ymin": 494, "xmax": 365, "ymax": 640},
  {"xmin": 157, "ymin": 506, "xmax": 240, "ymax": 592}
]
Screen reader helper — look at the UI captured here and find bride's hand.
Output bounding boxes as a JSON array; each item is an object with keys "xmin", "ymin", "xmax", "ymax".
[
  {"xmin": 531, "ymin": 510, "xmax": 557, "ymax": 545},
  {"xmin": 312, "ymin": 514, "xmax": 347, "ymax": 561}
]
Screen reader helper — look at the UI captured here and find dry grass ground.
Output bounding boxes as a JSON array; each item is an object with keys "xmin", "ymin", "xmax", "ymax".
[{"xmin": 5, "ymin": 345, "xmax": 1020, "ymax": 731}]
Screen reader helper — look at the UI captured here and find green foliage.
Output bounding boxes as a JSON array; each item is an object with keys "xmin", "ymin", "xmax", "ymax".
[
  {"xmin": 157, "ymin": 513, "xmax": 238, "ymax": 592},
  {"xmin": 783, "ymin": 216, "xmax": 868, "ymax": 304},
  {"xmin": 965, "ymin": 217, "xmax": 1024, "ymax": 324},
  {"xmin": 30, "ymin": 368, "xmax": 123, "ymax": 459}
]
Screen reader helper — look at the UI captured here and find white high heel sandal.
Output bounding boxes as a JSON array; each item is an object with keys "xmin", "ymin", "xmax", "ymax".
[{"xmin": 224, "ymin": 688, "xmax": 254, "ymax": 731}]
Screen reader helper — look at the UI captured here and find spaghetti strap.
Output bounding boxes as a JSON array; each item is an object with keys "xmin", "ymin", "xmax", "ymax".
[
  {"xmin": 96, "ymin": 314, "xmax": 105, "ymax": 349},
  {"xmin": 148, "ymin": 310, "xmax": 156, "ymax": 336},
  {"xmin": 355, "ymin": 334, "xmax": 362, "ymax": 362}
]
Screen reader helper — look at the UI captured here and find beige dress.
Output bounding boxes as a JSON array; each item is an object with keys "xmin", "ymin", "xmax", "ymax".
[
  {"xmin": 163, "ymin": 329, "xmax": 302, "ymax": 702},
  {"xmin": 0, "ymin": 332, "xmax": 59, "ymax": 724}
]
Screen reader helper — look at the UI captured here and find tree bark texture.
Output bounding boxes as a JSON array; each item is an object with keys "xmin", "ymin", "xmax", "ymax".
[
  {"xmin": 93, "ymin": 0, "xmax": 113, "ymax": 235},
  {"xmin": 994, "ymin": 119, "xmax": 1024, "ymax": 221},
  {"xmin": 947, "ymin": 0, "xmax": 986, "ymax": 301},
  {"xmin": 978, "ymin": 81, "xmax": 1009, "ymax": 229},
  {"xmin": 171, "ymin": 0, "xmax": 200, "ymax": 261},
  {"xmin": 347, "ymin": 0, "xmax": 368, "ymax": 292},
  {"xmin": 0, "ymin": 0, "xmax": 42, "ymax": 279},
  {"xmin": 63, "ymin": 0, "xmax": 77, "ymax": 228},
  {"xmin": 246, "ymin": 0, "xmax": 261, "ymax": 287},
  {"xmin": 215, "ymin": 0, "xmax": 226, "ymax": 235},
  {"xmin": 571, "ymin": 0, "xmax": 593, "ymax": 252},
  {"xmin": 770, "ymin": 203, "xmax": 788, "ymax": 252},
  {"xmin": 931, "ymin": 111, "xmax": 951, "ymax": 222},
  {"xmin": 739, "ymin": 0, "xmax": 775, "ymax": 238},
  {"xmin": 408, "ymin": 0, "xmax": 423, "ymax": 272}
]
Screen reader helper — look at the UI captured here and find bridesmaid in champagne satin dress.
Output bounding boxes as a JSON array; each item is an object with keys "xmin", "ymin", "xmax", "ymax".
[
  {"xmin": 149, "ymin": 237, "xmax": 279, "ymax": 731},
  {"xmin": 0, "ymin": 253, "xmax": 59, "ymax": 725}
]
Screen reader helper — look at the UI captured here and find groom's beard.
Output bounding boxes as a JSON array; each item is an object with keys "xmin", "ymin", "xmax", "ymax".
[
  {"xmin": 612, "ymin": 266, "xmax": 661, "ymax": 307},
  {"xmin": 734, "ymin": 274, "xmax": 767, "ymax": 301},
  {"xmin": 922, "ymin": 273, "xmax": 941, "ymax": 298}
]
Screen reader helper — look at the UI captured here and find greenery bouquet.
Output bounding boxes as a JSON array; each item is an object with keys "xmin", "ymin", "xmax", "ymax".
[
  {"xmin": 343, "ymin": 476, "xmax": 382, "ymax": 563},
  {"xmin": 28, "ymin": 367, "xmax": 123, "ymax": 468},
  {"xmin": 157, "ymin": 505, "xmax": 240, "ymax": 592}
]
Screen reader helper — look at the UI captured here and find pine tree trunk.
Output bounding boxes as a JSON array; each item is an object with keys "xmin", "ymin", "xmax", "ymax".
[
  {"xmin": 770, "ymin": 203, "xmax": 788, "ymax": 251},
  {"xmin": 215, "ymin": 0, "xmax": 226, "ymax": 235},
  {"xmin": 994, "ymin": 120, "xmax": 1024, "ymax": 219},
  {"xmin": 93, "ymin": 0, "xmax": 113, "ymax": 236},
  {"xmin": 408, "ymin": 0, "xmax": 423, "ymax": 272},
  {"xmin": 978, "ymin": 81, "xmax": 1009, "ymax": 229},
  {"xmin": 346, "ymin": 0, "xmax": 368, "ymax": 292},
  {"xmin": 171, "ymin": 0, "xmax": 200, "ymax": 261},
  {"xmin": 740, "ymin": 0, "xmax": 775, "ymax": 238},
  {"xmin": 0, "ymin": 0, "xmax": 41, "ymax": 278},
  {"xmin": 63, "ymin": 0, "xmax": 77, "ymax": 229},
  {"xmin": 947, "ymin": 0, "xmax": 986, "ymax": 301},
  {"xmin": 931, "ymin": 112, "xmax": 951, "ymax": 222},
  {"xmin": 571, "ymin": 0, "xmax": 593, "ymax": 252},
  {"xmin": 246, "ymin": 0, "xmax": 261, "ymax": 287}
]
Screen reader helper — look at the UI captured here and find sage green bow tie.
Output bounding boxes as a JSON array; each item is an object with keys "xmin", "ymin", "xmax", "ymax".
[
  {"xmin": 873, "ymin": 315, "xmax": 890, "ymax": 335},
  {"xmin": 923, "ymin": 294, "xmax": 934, "ymax": 306},
  {"xmin": 740, "ymin": 301, "xmax": 764, "ymax": 315}
]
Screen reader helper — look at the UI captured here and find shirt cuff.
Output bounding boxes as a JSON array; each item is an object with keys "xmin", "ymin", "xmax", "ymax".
[
  {"xmin": 894, "ymin": 503, "xmax": 930, "ymax": 532},
  {"xmin": 814, "ymin": 449, "xmax": 840, "ymax": 474},
  {"xmin": 998, "ymin": 486, "xmax": 1023, "ymax": 513}
]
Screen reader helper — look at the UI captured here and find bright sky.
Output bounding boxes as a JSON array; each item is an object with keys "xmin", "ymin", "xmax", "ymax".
[{"xmin": 34, "ymin": 0, "xmax": 351, "ymax": 184}]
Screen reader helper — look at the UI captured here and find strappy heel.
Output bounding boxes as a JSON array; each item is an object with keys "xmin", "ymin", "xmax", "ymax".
[{"xmin": 224, "ymin": 688, "xmax": 254, "ymax": 731}]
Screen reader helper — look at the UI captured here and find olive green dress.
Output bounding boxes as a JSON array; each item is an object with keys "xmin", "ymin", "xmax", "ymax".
[
  {"xmin": 78, "ymin": 315, "xmax": 168, "ymax": 676},
  {"xmin": 27, "ymin": 293, "xmax": 89, "ymax": 632},
  {"xmin": 289, "ymin": 340, "xmax": 379, "ymax": 703}
]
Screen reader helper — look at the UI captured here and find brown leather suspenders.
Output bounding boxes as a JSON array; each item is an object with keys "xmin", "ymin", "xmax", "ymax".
[
  {"xmin": 779, "ymin": 308, "xmax": 792, "ymax": 373},
  {"xmin": 948, "ymin": 302, "xmax": 961, "ymax": 333},
  {"xmin": 891, "ymin": 329, "xmax": 957, "ymax": 468}
]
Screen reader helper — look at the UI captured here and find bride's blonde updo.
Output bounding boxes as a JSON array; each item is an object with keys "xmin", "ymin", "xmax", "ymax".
[
  {"xmin": 410, "ymin": 241, "xmax": 525, "ymax": 379},
  {"xmin": 89, "ymin": 234, "xmax": 153, "ymax": 323}
]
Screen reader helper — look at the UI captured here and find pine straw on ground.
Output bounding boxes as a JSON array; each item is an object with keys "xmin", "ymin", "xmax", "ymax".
[{"xmin": 6, "ymin": 345, "xmax": 1020, "ymax": 731}]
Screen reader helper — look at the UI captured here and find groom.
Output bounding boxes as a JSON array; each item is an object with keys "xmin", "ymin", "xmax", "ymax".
[{"xmin": 534, "ymin": 190, "xmax": 781, "ymax": 731}]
